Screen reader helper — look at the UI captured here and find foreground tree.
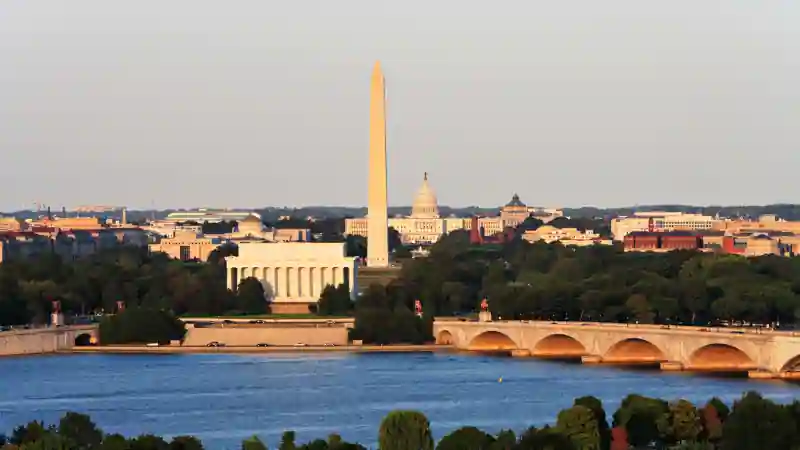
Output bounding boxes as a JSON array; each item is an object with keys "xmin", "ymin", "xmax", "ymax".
[
  {"xmin": 556, "ymin": 405, "xmax": 600, "ymax": 450},
  {"xmin": 378, "ymin": 411, "xmax": 433, "ymax": 450},
  {"xmin": 241, "ymin": 436, "xmax": 267, "ymax": 450},
  {"xmin": 436, "ymin": 427, "xmax": 494, "ymax": 450},
  {"xmin": 98, "ymin": 308, "xmax": 186, "ymax": 345},
  {"xmin": 721, "ymin": 391, "xmax": 796, "ymax": 450},
  {"xmin": 57, "ymin": 412, "xmax": 102, "ymax": 450}
]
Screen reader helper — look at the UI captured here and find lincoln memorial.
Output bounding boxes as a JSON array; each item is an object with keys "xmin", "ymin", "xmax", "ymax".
[{"xmin": 225, "ymin": 242, "xmax": 358, "ymax": 314}]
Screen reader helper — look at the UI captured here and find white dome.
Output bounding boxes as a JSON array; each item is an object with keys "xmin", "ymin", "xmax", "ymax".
[{"xmin": 411, "ymin": 172, "xmax": 440, "ymax": 219}]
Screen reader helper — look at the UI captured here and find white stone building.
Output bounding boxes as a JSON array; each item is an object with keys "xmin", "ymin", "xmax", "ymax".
[{"xmin": 225, "ymin": 242, "xmax": 358, "ymax": 314}]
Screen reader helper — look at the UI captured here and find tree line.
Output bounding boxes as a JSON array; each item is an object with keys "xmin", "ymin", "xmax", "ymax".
[
  {"xmin": 0, "ymin": 247, "xmax": 267, "ymax": 327},
  {"xmin": 2, "ymin": 392, "xmax": 796, "ymax": 450},
  {"xmin": 386, "ymin": 231, "xmax": 800, "ymax": 327}
]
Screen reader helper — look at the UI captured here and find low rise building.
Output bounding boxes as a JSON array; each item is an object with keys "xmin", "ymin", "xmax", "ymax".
[
  {"xmin": 149, "ymin": 230, "xmax": 223, "ymax": 261},
  {"xmin": 623, "ymin": 231, "xmax": 704, "ymax": 252},
  {"xmin": 611, "ymin": 212, "xmax": 719, "ymax": 240},
  {"xmin": 522, "ymin": 225, "xmax": 609, "ymax": 246}
]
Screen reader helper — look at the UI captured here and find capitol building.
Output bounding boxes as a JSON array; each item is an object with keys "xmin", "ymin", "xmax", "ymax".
[{"xmin": 345, "ymin": 173, "xmax": 562, "ymax": 245}]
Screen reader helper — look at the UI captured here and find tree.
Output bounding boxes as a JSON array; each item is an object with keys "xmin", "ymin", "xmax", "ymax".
[
  {"xmin": 129, "ymin": 435, "xmax": 169, "ymax": 450},
  {"xmin": 721, "ymin": 392, "xmax": 796, "ymax": 450},
  {"xmin": 99, "ymin": 308, "xmax": 186, "ymax": 345},
  {"xmin": 241, "ymin": 437, "xmax": 267, "ymax": 450},
  {"xmin": 99, "ymin": 434, "xmax": 130, "ymax": 450},
  {"xmin": 236, "ymin": 277, "xmax": 269, "ymax": 315},
  {"xmin": 378, "ymin": 411, "xmax": 433, "ymax": 450},
  {"xmin": 556, "ymin": 405, "xmax": 601, "ymax": 450},
  {"xmin": 612, "ymin": 394, "xmax": 668, "ymax": 448},
  {"xmin": 318, "ymin": 285, "xmax": 352, "ymax": 316},
  {"xmin": 435, "ymin": 427, "xmax": 494, "ymax": 450},
  {"xmin": 10, "ymin": 421, "xmax": 48, "ymax": 445},
  {"xmin": 279, "ymin": 432, "xmax": 296, "ymax": 450},
  {"xmin": 625, "ymin": 294, "xmax": 654, "ymax": 324},
  {"xmin": 663, "ymin": 400, "xmax": 702, "ymax": 445},
  {"xmin": 573, "ymin": 396, "xmax": 609, "ymax": 450},
  {"xmin": 57, "ymin": 412, "xmax": 103, "ymax": 449},
  {"xmin": 169, "ymin": 437, "xmax": 203, "ymax": 450}
]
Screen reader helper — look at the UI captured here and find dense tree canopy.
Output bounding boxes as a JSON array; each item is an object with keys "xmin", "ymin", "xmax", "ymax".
[
  {"xmin": 0, "ymin": 248, "xmax": 263, "ymax": 327},
  {"xmin": 386, "ymin": 234, "xmax": 800, "ymax": 327},
  {"xmin": 3, "ymin": 393, "xmax": 799, "ymax": 450}
]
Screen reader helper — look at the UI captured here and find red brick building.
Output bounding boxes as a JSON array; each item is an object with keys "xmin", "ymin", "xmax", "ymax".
[{"xmin": 624, "ymin": 231, "xmax": 703, "ymax": 252}]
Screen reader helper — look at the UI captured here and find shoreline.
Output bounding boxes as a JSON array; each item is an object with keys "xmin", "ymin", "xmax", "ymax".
[{"xmin": 65, "ymin": 343, "xmax": 450, "ymax": 355}]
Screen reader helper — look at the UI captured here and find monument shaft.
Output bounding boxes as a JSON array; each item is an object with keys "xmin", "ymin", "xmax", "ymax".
[{"xmin": 367, "ymin": 62, "xmax": 389, "ymax": 268}]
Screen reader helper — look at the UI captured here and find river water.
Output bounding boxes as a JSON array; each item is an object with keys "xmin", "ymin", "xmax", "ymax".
[{"xmin": 1, "ymin": 353, "xmax": 799, "ymax": 449}]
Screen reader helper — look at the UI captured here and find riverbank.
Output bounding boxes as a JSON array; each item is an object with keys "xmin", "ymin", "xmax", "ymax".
[{"xmin": 67, "ymin": 343, "xmax": 450, "ymax": 355}]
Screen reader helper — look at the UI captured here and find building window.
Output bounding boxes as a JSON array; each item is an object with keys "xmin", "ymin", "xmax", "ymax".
[{"xmin": 179, "ymin": 245, "xmax": 191, "ymax": 261}]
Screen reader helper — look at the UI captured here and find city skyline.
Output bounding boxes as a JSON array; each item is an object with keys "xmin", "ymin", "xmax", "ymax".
[{"xmin": 1, "ymin": 1, "xmax": 798, "ymax": 211}]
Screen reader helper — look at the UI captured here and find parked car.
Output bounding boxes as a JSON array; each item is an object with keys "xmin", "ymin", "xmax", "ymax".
[{"xmin": 207, "ymin": 341, "xmax": 225, "ymax": 347}]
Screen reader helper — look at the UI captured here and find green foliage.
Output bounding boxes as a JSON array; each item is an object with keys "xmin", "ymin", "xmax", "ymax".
[
  {"xmin": 721, "ymin": 391, "xmax": 796, "ymax": 450},
  {"xmin": 375, "ymin": 233, "xmax": 800, "ymax": 328},
  {"xmin": 57, "ymin": 413, "xmax": 102, "ymax": 450},
  {"xmin": 0, "ymin": 247, "xmax": 241, "ymax": 326},
  {"xmin": 236, "ymin": 278, "xmax": 270, "ymax": 315},
  {"xmin": 612, "ymin": 394, "xmax": 668, "ymax": 448},
  {"xmin": 11, "ymin": 422, "xmax": 49, "ymax": 446},
  {"xmin": 168, "ymin": 436, "xmax": 203, "ymax": 450},
  {"xmin": 5, "ymin": 391, "xmax": 800, "ymax": 450},
  {"xmin": 241, "ymin": 437, "xmax": 267, "ymax": 450},
  {"xmin": 378, "ymin": 411, "xmax": 433, "ymax": 450},
  {"xmin": 278, "ymin": 432, "xmax": 296, "ymax": 450},
  {"xmin": 573, "ymin": 397, "xmax": 609, "ymax": 450},
  {"xmin": 663, "ymin": 400, "xmax": 702, "ymax": 444},
  {"xmin": 98, "ymin": 435, "xmax": 129, "ymax": 450},
  {"xmin": 128, "ymin": 435, "xmax": 168, "ymax": 450},
  {"xmin": 350, "ymin": 284, "xmax": 430, "ymax": 344},
  {"xmin": 99, "ymin": 308, "xmax": 186, "ymax": 345},
  {"xmin": 317, "ymin": 285, "xmax": 352, "ymax": 316},
  {"xmin": 436, "ymin": 427, "xmax": 494, "ymax": 450},
  {"xmin": 556, "ymin": 406, "xmax": 600, "ymax": 450}
]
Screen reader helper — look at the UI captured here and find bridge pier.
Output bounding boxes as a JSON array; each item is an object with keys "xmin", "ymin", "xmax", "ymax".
[
  {"xmin": 660, "ymin": 361, "xmax": 684, "ymax": 371},
  {"xmin": 581, "ymin": 355, "xmax": 602, "ymax": 364},
  {"xmin": 749, "ymin": 370, "xmax": 778, "ymax": 379},
  {"xmin": 510, "ymin": 349, "xmax": 531, "ymax": 358}
]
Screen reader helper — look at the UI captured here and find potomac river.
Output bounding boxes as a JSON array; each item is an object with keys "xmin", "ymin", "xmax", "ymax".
[{"xmin": 2, "ymin": 353, "xmax": 800, "ymax": 449}]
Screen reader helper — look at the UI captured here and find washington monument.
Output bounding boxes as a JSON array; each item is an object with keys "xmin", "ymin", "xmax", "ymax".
[{"xmin": 367, "ymin": 61, "xmax": 389, "ymax": 268}]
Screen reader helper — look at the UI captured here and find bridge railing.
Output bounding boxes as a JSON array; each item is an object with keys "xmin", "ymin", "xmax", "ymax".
[{"xmin": 434, "ymin": 318, "xmax": 800, "ymax": 337}]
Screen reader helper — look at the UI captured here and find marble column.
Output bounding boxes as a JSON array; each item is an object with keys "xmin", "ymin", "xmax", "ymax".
[
  {"xmin": 309, "ymin": 267, "xmax": 317, "ymax": 299},
  {"xmin": 273, "ymin": 267, "xmax": 281, "ymax": 297}
]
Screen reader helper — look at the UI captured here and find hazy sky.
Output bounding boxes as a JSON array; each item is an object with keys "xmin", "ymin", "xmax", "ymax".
[{"xmin": 1, "ymin": 1, "xmax": 798, "ymax": 211}]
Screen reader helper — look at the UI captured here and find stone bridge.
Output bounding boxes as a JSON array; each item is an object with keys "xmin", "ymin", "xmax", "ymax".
[
  {"xmin": 0, "ymin": 325, "xmax": 98, "ymax": 356},
  {"xmin": 433, "ymin": 319, "xmax": 800, "ymax": 379}
]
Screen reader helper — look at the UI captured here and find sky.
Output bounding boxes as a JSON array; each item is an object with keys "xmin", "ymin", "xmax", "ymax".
[{"xmin": 1, "ymin": 1, "xmax": 798, "ymax": 211}]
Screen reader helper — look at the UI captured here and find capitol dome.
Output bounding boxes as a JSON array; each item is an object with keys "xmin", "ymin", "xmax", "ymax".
[{"xmin": 410, "ymin": 172, "xmax": 440, "ymax": 219}]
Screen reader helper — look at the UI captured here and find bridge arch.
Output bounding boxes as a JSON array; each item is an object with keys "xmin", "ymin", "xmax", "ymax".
[
  {"xmin": 688, "ymin": 343, "xmax": 756, "ymax": 370},
  {"xmin": 467, "ymin": 331, "xmax": 518, "ymax": 351},
  {"xmin": 603, "ymin": 338, "xmax": 665, "ymax": 362},
  {"xmin": 533, "ymin": 333, "xmax": 587, "ymax": 357},
  {"xmin": 778, "ymin": 354, "xmax": 800, "ymax": 373},
  {"xmin": 437, "ymin": 330, "xmax": 455, "ymax": 345},
  {"xmin": 74, "ymin": 333, "xmax": 94, "ymax": 346}
]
